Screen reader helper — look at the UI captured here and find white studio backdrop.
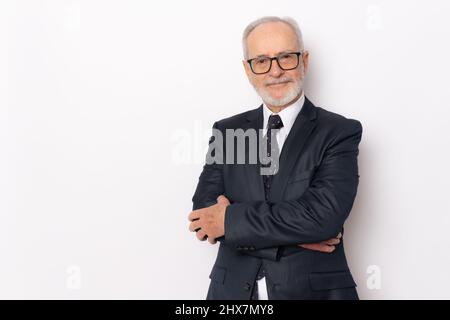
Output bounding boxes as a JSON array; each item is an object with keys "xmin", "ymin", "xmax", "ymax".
[{"xmin": 1, "ymin": 0, "xmax": 450, "ymax": 299}]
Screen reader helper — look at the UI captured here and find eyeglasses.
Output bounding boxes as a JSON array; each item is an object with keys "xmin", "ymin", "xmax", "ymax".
[{"xmin": 247, "ymin": 51, "xmax": 302, "ymax": 75}]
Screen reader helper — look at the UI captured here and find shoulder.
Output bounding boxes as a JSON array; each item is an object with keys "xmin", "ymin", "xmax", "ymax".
[
  {"xmin": 314, "ymin": 105, "xmax": 362, "ymax": 137},
  {"xmin": 213, "ymin": 106, "xmax": 260, "ymax": 130}
]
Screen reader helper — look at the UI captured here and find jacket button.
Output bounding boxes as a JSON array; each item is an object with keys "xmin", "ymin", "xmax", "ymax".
[
  {"xmin": 250, "ymin": 246, "xmax": 255, "ymax": 250},
  {"xmin": 243, "ymin": 282, "xmax": 252, "ymax": 291}
]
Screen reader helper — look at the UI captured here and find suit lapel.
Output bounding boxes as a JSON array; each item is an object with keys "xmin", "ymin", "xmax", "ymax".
[
  {"xmin": 242, "ymin": 105, "xmax": 266, "ymax": 201},
  {"xmin": 269, "ymin": 97, "xmax": 317, "ymax": 201},
  {"xmin": 241, "ymin": 97, "xmax": 317, "ymax": 202}
]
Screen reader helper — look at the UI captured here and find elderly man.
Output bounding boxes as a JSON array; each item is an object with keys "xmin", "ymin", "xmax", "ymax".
[{"xmin": 189, "ymin": 16, "xmax": 362, "ymax": 300}]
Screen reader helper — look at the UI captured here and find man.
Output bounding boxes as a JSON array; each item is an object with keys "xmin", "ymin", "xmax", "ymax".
[{"xmin": 188, "ymin": 16, "xmax": 362, "ymax": 300}]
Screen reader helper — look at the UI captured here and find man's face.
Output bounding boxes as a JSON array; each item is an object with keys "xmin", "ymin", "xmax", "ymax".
[{"xmin": 243, "ymin": 22, "xmax": 309, "ymax": 108}]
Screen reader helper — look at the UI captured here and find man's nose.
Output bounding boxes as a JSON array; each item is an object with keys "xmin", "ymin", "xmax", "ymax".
[{"xmin": 268, "ymin": 59, "xmax": 283, "ymax": 77}]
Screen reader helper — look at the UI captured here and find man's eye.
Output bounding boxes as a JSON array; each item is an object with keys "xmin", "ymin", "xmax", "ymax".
[{"xmin": 256, "ymin": 58, "xmax": 269, "ymax": 64}]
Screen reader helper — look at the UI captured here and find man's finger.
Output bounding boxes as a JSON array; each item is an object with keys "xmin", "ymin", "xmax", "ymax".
[
  {"xmin": 196, "ymin": 230, "xmax": 207, "ymax": 241},
  {"xmin": 189, "ymin": 219, "xmax": 201, "ymax": 232},
  {"xmin": 188, "ymin": 209, "xmax": 201, "ymax": 222},
  {"xmin": 188, "ymin": 208, "xmax": 208, "ymax": 221},
  {"xmin": 299, "ymin": 243, "xmax": 336, "ymax": 253},
  {"xmin": 324, "ymin": 238, "xmax": 340, "ymax": 246},
  {"xmin": 299, "ymin": 243, "xmax": 321, "ymax": 251},
  {"xmin": 217, "ymin": 195, "xmax": 230, "ymax": 205}
]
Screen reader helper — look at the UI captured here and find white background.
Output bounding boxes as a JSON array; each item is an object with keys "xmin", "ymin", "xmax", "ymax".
[{"xmin": 1, "ymin": 0, "xmax": 450, "ymax": 299}]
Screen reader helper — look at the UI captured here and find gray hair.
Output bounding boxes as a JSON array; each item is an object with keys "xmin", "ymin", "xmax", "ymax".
[{"xmin": 242, "ymin": 16, "xmax": 304, "ymax": 59}]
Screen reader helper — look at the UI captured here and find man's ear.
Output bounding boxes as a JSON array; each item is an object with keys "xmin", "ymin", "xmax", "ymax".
[{"xmin": 302, "ymin": 50, "xmax": 310, "ymax": 74}]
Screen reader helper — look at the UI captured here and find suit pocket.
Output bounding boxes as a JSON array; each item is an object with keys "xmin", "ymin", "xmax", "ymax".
[
  {"xmin": 288, "ymin": 169, "xmax": 315, "ymax": 184},
  {"xmin": 308, "ymin": 270, "xmax": 356, "ymax": 291},
  {"xmin": 209, "ymin": 265, "xmax": 227, "ymax": 285}
]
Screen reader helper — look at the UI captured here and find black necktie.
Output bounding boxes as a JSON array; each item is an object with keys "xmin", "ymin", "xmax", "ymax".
[
  {"xmin": 262, "ymin": 114, "xmax": 284, "ymax": 201},
  {"xmin": 255, "ymin": 115, "xmax": 284, "ymax": 294}
]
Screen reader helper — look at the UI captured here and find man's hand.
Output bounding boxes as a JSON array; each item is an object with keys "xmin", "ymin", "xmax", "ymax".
[
  {"xmin": 189, "ymin": 194, "xmax": 342, "ymax": 252},
  {"xmin": 298, "ymin": 232, "xmax": 342, "ymax": 253},
  {"xmin": 188, "ymin": 195, "xmax": 230, "ymax": 244}
]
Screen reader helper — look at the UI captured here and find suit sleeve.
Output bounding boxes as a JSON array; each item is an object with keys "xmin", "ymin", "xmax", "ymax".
[
  {"xmin": 224, "ymin": 119, "xmax": 363, "ymax": 250},
  {"xmin": 192, "ymin": 121, "xmax": 281, "ymax": 261},
  {"xmin": 191, "ymin": 121, "xmax": 225, "ymax": 211}
]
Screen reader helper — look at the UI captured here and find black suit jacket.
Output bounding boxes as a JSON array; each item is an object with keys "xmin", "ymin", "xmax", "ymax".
[{"xmin": 192, "ymin": 97, "xmax": 362, "ymax": 299}]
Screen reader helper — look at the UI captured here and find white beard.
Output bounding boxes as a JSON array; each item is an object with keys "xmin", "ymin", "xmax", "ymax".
[{"xmin": 254, "ymin": 77, "xmax": 304, "ymax": 107}]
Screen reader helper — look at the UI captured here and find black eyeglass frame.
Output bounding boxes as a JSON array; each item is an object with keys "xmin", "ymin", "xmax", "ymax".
[{"xmin": 246, "ymin": 51, "xmax": 303, "ymax": 74}]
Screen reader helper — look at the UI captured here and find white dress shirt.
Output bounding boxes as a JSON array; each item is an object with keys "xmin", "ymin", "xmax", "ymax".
[{"xmin": 256, "ymin": 92, "xmax": 305, "ymax": 300}]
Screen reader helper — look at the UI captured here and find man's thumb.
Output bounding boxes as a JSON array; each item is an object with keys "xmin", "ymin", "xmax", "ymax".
[{"xmin": 217, "ymin": 195, "xmax": 230, "ymax": 205}]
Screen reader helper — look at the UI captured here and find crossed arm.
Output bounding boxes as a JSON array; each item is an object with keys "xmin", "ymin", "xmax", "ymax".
[{"xmin": 189, "ymin": 119, "xmax": 362, "ymax": 259}]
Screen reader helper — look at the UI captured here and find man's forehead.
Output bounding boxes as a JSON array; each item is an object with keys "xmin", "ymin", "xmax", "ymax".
[
  {"xmin": 246, "ymin": 22, "xmax": 299, "ymax": 57},
  {"xmin": 247, "ymin": 43, "xmax": 299, "ymax": 58},
  {"xmin": 251, "ymin": 49, "xmax": 299, "ymax": 58}
]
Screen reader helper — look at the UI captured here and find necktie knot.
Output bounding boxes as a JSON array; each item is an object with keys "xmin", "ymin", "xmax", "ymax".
[{"xmin": 268, "ymin": 114, "xmax": 283, "ymax": 130}]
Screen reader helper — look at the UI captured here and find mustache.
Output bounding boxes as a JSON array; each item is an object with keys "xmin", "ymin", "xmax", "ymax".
[{"xmin": 264, "ymin": 77, "xmax": 293, "ymax": 86}]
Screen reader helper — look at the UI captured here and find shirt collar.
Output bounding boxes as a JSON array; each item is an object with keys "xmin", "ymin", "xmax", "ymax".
[{"xmin": 262, "ymin": 91, "xmax": 305, "ymax": 134}]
